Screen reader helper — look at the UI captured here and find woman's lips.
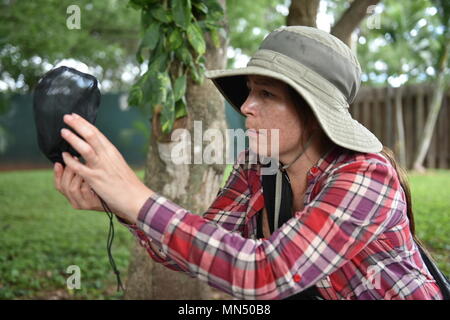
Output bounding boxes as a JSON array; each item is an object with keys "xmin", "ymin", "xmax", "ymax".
[{"xmin": 247, "ymin": 129, "xmax": 266, "ymax": 137}]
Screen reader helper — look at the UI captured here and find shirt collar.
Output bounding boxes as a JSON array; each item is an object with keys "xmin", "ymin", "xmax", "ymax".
[{"xmin": 307, "ymin": 144, "xmax": 340, "ymax": 180}]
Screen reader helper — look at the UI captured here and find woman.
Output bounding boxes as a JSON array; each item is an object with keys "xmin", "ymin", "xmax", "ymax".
[{"xmin": 54, "ymin": 26, "xmax": 443, "ymax": 299}]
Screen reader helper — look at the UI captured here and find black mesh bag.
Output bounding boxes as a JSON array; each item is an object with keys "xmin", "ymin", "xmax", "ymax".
[
  {"xmin": 32, "ymin": 66, "xmax": 124, "ymax": 291},
  {"xmin": 33, "ymin": 66, "xmax": 101, "ymax": 165}
]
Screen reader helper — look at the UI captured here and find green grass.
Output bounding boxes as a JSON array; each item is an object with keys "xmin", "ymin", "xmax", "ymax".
[
  {"xmin": 0, "ymin": 167, "xmax": 448, "ymax": 299},
  {"xmin": 408, "ymin": 170, "xmax": 450, "ymax": 275},
  {"xmin": 0, "ymin": 169, "xmax": 141, "ymax": 300}
]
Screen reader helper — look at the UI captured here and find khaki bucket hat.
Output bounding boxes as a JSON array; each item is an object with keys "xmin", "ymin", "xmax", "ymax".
[{"xmin": 205, "ymin": 26, "xmax": 383, "ymax": 153}]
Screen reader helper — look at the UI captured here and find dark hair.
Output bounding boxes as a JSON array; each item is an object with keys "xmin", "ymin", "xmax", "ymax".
[
  {"xmin": 287, "ymin": 87, "xmax": 421, "ymax": 246},
  {"xmin": 379, "ymin": 147, "xmax": 427, "ymax": 250}
]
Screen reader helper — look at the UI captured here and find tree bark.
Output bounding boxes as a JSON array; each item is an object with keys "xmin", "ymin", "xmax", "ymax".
[
  {"xmin": 287, "ymin": 0, "xmax": 320, "ymax": 27},
  {"xmin": 413, "ymin": 41, "xmax": 449, "ymax": 172},
  {"xmin": 124, "ymin": 0, "xmax": 230, "ymax": 300},
  {"xmin": 331, "ymin": 0, "xmax": 380, "ymax": 47}
]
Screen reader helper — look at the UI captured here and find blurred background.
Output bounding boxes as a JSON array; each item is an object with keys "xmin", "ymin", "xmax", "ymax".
[{"xmin": 0, "ymin": 0, "xmax": 448, "ymax": 300}]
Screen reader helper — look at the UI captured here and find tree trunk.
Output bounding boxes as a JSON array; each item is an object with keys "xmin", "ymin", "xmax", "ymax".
[
  {"xmin": 287, "ymin": 0, "xmax": 320, "ymax": 27},
  {"xmin": 393, "ymin": 86, "xmax": 407, "ymax": 168},
  {"xmin": 413, "ymin": 42, "xmax": 449, "ymax": 172},
  {"xmin": 124, "ymin": 0, "xmax": 230, "ymax": 300},
  {"xmin": 331, "ymin": 0, "xmax": 380, "ymax": 48}
]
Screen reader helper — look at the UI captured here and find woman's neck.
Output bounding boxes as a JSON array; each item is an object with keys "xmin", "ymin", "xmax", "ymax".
[{"xmin": 281, "ymin": 134, "xmax": 331, "ymax": 181}]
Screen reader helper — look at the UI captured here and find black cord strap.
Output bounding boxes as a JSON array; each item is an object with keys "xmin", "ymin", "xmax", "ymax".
[{"xmin": 100, "ymin": 198, "xmax": 125, "ymax": 292}]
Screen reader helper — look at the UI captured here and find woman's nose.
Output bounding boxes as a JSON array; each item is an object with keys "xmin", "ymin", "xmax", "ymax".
[{"xmin": 240, "ymin": 94, "xmax": 257, "ymax": 117}]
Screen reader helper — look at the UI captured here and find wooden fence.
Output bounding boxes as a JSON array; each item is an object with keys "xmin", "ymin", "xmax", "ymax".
[{"xmin": 350, "ymin": 84, "xmax": 450, "ymax": 169}]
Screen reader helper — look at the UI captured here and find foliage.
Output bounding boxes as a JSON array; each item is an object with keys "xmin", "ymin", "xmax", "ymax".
[
  {"xmin": 357, "ymin": 0, "xmax": 450, "ymax": 86},
  {"xmin": 226, "ymin": 0, "xmax": 287, "ymax": 66},
  {"xmin": 127, "ymin": 0, "xmax": 225, "ymax": 134},
  {"xmin": 0, "ymin": 0, "xmax": 141, "ymax": 92}
]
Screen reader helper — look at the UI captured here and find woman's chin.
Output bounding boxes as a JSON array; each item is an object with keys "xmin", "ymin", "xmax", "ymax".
[{"xmin": 249, "ymin": 141, "xmax": 271, "ymax": 158}]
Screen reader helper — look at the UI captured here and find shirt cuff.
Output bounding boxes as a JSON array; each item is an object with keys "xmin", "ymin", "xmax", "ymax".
[
  {"xmin": 135, "ymin": 192, "xmax": 183, "ymax": 250},
  {"xmin": 116, "ymin": 210, "xmax": 170, "ymax": 262}
]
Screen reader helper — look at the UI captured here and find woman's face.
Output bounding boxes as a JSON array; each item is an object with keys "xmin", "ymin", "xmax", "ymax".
[{"xmin": 241, "ymin": 75, "xmax": 305, "ymax": 160}]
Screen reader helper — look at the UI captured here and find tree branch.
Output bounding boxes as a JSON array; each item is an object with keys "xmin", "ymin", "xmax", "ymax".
[
  {"xmin": 331, "ymin": 0, "xmax": 381, "ymax": 46},
  {"xmin": 287, "ymin": 0, "xmax": 320, "ymax": 27}
]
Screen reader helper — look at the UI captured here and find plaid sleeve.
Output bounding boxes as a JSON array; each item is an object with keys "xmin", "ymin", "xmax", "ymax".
[
  {"xmin": 136, "ymin": 159, "xmax": 402, "ymax": 299},
  {"xmin": 116, "ymin": 215, "xmax": 186, "ymax": 272},
  {"xmin": 202, "ymin": 156, "xmax": 250, "ymax": 233},
  {"xmin": 118, "ymin": 151, "xmax": 251, "ymax": 273}
]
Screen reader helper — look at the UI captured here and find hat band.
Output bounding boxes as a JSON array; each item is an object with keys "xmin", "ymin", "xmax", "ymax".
[{"xmin": 248, "ymin": 49, "xmax": 349, "ymax": 109}]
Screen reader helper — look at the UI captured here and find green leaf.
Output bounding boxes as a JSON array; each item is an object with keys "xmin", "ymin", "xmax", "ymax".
[
  {"xmin": 161, "ymin": 96, "xmax": 175, "ymax": 132},
  {"xmin": 210, "ymin": 28, "xmax": 221, "ymax": 48},
  {"xmin": 187, "ymin": 22, "xmax": 206, "ymax": 56},
  {"xmin": 160, "ymin": 74, "xmax": 175, "ymax": 133},
  {"xmin": 168, "ymin": 28, "xmax": 183, "ymax": 50},
  {"xmin": 127, "ymin": 0, "xmax": 142, "ymax": 10},
  {"xmin": 173, "ymin": 75, "xmax": 187, "ymax": 101},
  {"xmin": 193, "ymin": 2, "xmax": 208, "ymax": 14},
  {"xmin": 141, "ymin": 71, "xmax": 163, "ymax": 110},
  {"xmin": 140, "ymin": 9, "xmax": 156, "ymax": 30},
  {"xmin": 175, "ymin": 98, "xmax": 188, "ymax": 119},
  {"xmin": 157, "ymin": 72, "xmax": 171, "ymax": 104},
  {"xmin": 175, "ymin": 47, "xmax": 193, "ymax": 65},
  {"xmin": 142, "ymin": 22, "xmax": 161, "ymax": 50},
  {"xmin": 148, "ymin": 54, "xmax": 168, "ymax": 72},
  {"xmin": 171, "ymin": 0, "xmax": 192, "ymax": 30},
  {"xmin": 203, "ymin": 0, "xmax": 224, "ymax": 19},
  {"xmin": 128, "ymin": 84, "xmax": 143, "ymax": 107},
  {"xmin": 151, "ymin": 7, "xmax": 172, "ymax": 23},
  {"xmin": 135, "ymin": 43, "xmax": 144, "ymax": 64},
  {"xmin": 189, "ymin": 63, "xmax": 204, "ymax": 84}
]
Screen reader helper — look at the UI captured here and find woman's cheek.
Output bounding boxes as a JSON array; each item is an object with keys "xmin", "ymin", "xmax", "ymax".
[{"xmin": 248, "ymin": 132, "xmax": 271, "ymax": 157}]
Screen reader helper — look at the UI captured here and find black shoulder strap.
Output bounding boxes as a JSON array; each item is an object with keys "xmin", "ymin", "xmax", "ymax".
[
  {"xmin": 260, "ymin": 170, "xmax": 293, "ymax": 234},
  {"xmin": 258, "ymin": 170, "xmax": 323, "ymax": 300},
  {"xmin": 416, "ymin": 241, "xmax": 450, "ymax": 300}
]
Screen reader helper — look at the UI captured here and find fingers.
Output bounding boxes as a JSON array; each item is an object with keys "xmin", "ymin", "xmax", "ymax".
[
  {"xmin": 53, "ymin": 159, "xmax": 102, "ymax": 211},
  {"xmin": 61, "ymin": 151, "xmax": 93, "ymax": 178},
  {"xmin": 61, "ymin": 128, "xmax": 98, "ymax": 164},
  {"xmin": 60, "ymin": 160, "xmax": 76, "ymax": 192},
  {"xmin": 62, "ymin": 113, "xmax": 108, "ymax": 159},
  {"xmin": 80, "ymin": 181, "xmax": 103, "ymax": 211},
  {"xmin": 68, "ymin": 173, "xmax": 84, "ymax": 209},
  {"xmin": 54, "ymin": 162, "xmax": 63, "ymax": 192}
]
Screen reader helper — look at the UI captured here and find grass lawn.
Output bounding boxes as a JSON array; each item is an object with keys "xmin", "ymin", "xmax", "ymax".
[
  {"xmin": 0, "ymin": 167, "xmax": 449, "ymax": 299},
  {"xmin": 0, "ymin": 169, "xmax": 142, "ymax": 300},
  {"xmin": 408, "ymin": 170, "xmax": 450, "ymax": 275}
]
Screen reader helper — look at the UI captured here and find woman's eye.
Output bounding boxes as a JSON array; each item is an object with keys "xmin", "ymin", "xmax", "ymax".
[{"xmin": 261, "ymin": 90, "xmax": 274, "ymax": 98}]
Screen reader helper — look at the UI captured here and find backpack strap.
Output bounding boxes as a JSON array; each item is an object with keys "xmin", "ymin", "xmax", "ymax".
[{"xmin": 416, "ymin": 241, "xmax": 450, "ymax": 300}]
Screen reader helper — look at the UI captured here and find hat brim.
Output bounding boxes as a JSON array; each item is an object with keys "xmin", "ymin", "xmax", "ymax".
[{"xmin": 205, "ymin": 66, "xmax": 382, "ymax": 153}]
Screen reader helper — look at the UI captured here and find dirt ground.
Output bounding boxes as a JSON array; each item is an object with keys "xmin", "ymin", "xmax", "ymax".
[{"xmin": 0, "ymin": 162, "xmax": 53, "ymax": 172}]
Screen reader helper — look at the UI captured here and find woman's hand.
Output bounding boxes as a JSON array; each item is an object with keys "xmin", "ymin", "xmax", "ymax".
[
  {"xmin": 57, "ymin": 113, "xmax": 154, "ymax": 224},
  {"xmin": 54, "ymin": 160, "xmax": 104, "ymax": 212}
]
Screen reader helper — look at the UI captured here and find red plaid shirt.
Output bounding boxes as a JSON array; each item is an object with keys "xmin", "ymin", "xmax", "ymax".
[{"xmin": 122, "ymin": 145, "xmax": 443, "ymax": 300}]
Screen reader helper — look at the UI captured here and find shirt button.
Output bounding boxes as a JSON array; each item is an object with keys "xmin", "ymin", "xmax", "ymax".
[
  {"xmin": 293, "ymin": 274, "xmax": 302, "ymax": 283},
  {"xmin": 310, "ymin": 167, "xmax": 319, "ymax": 175}
]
